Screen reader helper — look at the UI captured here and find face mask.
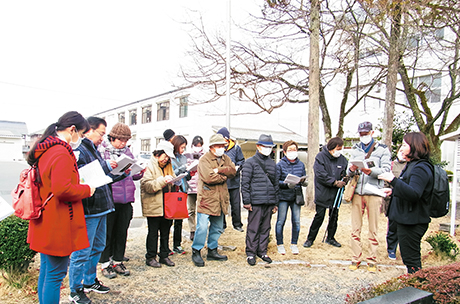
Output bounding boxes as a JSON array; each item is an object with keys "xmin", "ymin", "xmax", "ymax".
[
  {"xmin": 192, "ymin": 146, "xmax": 203, "ymax": 153},
  {"xmin": 214, "ymin": 147, "xmax": 225, "ymax": 157},
  {"xmin": 260, "ymin": 147, "xmax": 272, "ymax": 156},
  {"xmin": 332, "ymin": 150, "xmax": 342, "ymax": 158},
  {"xmin": 286, "ymin": 151, "xmax": 298, "ymax": 160},
  {"xmin": 397, "ymin": 151, "xmax": 407, "ymax": 163},
  {"xmin": 360, "ymin": 135, "xmax": 372, "ymax": 145},
  {"xmin": 69, "ymin": 136, "xmax": 82, "ymax": 150}
]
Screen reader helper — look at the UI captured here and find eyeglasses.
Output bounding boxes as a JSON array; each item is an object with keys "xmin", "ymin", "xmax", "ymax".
[{"xmin": 95, "ymin": 130, "xmax": 105, "ymax": 137}]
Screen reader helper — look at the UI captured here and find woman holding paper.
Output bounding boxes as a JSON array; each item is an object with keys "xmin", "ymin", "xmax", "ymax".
[
  {"xmin": 378, "ymin": 132, "xmax": 434, "ymax": 274},
  {"xmin": 98, "ymin": 123, "xmax": 144, "ymax": 278},
  {"xmin": 275, "ymin": 140, "xmax": 307, "ymax": 255},
  {"xmin": 27, "ymin": 111, "xmax": 95, "ymax": 304},
  {"xmin": 141, "ymin": 141, "xmax": 177, "ymax": 267}
]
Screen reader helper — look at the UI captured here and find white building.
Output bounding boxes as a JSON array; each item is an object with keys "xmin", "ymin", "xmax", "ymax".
[{"xmin": 0, "ymin": 121, "xmax": 28, "ymax": 161}]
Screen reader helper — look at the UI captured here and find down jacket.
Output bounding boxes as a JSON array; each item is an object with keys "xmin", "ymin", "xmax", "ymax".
[
  {"xmin": 313, "ymin": 147, "xmax": 348, "ymax": 208},
  {"xmin": 276, "ymin": 156, "xmax": 306, "ymax": 202},
  {"xmin": 347, "ymin": 140, "xmax": 392, "ymax": 195},
  {"xmin": 140, "ymin": 156, "xmax": 176, "ymax": 217},
  {"xmin": 224, "ymin": 143, "xmax": 245, "ymax": 189},
  {"xmin": 196, "ymin": 151, "xmax": 236, "ymax": 216},
  {"xmin": 99, "ymin": 140, "xmax": 143, "ymax": 204},
  {"xmin": 241, "ymin": 151, "xmax": 279, "ymax": 206}
]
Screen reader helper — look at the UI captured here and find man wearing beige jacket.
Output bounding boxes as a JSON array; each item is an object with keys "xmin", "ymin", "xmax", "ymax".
[{"xmin": 191, "ymin": 133, "xmax": 236, "ymax": 267}]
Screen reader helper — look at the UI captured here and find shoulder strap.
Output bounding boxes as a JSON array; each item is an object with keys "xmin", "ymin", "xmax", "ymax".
[
  {"xmin": 365, "ymin": 142, "xmax": 377, "ymax": 159},
  {"xmin": 252, "ymin": 155, "xmax": 275, "ymax": 186}
]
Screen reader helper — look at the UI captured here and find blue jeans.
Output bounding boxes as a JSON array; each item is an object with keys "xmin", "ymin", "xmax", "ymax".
[
  {"xmin": 69, "ymin": 215, "xmax": 107, "ymax": 292},
  {"xmin": 192, "ymin": 212, "xmax": 224, "ymax": 250},
  {"xmin": 38, "ymin": 253, "xmax": 69, "ymax": 304},
  {"xmin": 275, "ymin": 201, "xmax": 301, "ymax": 245}
]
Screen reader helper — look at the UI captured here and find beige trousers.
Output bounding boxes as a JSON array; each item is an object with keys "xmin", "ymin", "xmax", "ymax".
[{"xmin": 350, "ymin": 194, "xmax": 382, "ymax": 263}]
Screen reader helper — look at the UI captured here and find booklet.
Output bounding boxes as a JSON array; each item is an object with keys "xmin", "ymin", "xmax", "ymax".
[
  {"xmin": 168, "ymin": 173, "xmax": 188, "ymax": 184},
  {"xmin": 79, "ymin": 159, "xmax": 113, "ymax": 188},
  {"xmin": 111, "ymin": 154, "xmax": 146, "ymax": 176},
  {"xmin": 349, "ymin": 159, "xmax": 376, "ymax": 169},
  {"xmin": 364, "ymin": 184, "xmax": 390, "ymax": 197},
  {"xmin": 186, "ymin": 160, "xmax": 199, "ymax": 172},
  {"xmin": 283, "ymin": 174, "xmax": 307, "ymax": 185},
  {"xmin": 0, "ymin": 197, "xmax": 14, "ymax": 221}
]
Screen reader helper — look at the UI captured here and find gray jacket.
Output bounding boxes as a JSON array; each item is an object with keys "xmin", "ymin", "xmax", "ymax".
[{"xmin": 347, "ymin": 141, "xmax": 391, "ymax": 196}]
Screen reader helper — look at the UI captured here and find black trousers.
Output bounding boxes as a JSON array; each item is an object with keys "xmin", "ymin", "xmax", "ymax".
[
  {"xmin": 386, "ymin": 218, "xmax": 399, "ymax": 253},
  {"xmin": 100, "ymin": 203, "xmax": 133, "ymax": 263},
  {"xmin": 245, "ymin": 205, "xmax": 273, "ymax": 257},
  {"xmin": 307, "ymin": 204, "xmax": 339, "ymax": 242},
  {"xmin": 146, "ymin": 216, "xmax": 173, "ymax": 259},
  {"xmin": 397, "ymin": 222, "xmax": 429, "ymax": 273},
  {"xmin": 224, "ymin": 188, "xmax": 243, "ymax": 229},
  {"xmin": 173, "ymin": 219, "xmax": 183, "ymax": 248}
]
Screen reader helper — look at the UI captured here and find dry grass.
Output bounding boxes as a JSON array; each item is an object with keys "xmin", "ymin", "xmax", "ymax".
[{"xmin": 1, "ymin": 202, "xmax": 458, "ymax": 303}]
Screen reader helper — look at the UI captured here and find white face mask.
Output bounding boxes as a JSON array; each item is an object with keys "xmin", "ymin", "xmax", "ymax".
[
  {"xmin": 260, "ymin": 147, "xmax": 272, "ymax": 156},
  {"xmin": 69, "ymin": 136, "xmax": 82, "ymax": 150},
  {"xmin": 192, "ymin": 146, "xmax": 203, "ymax": 153},
  {"xmin": 397, "ymin": 151, "xmax": 407, "ymax": 163},
  {"xmin": 360, "ymin": 135, "xmax": 372, "ymax": 145},
  {"xmin": 332, "ymin": 150, "xmax": 342, "ymax": 158},
  {"xmin": 286, "ymin": 151, "xmax": 298, "ymax": 160},
  {"xmin": 214, "ymin": 147, "xmax": 225, "ymax": 157}
]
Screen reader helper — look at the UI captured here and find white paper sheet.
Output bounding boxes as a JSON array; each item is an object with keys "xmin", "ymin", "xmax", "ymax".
[
  {"xmin": 350, "ymin": 159, "xmax": 376, "ymax": 169},
  {"xmin": 168, "ymin": 173, "xmax": 188, "ymax": 184},
  {"xmin": 0, "ymin": 197, "xmax": 15, "ymax": 221},
  {"xmin": 186, "ymin": 160, "xmax": 199, "ymax": 172},
  {"xmin": 79, "ymin": 160, "xmax": 113, "ymax": 188},
  {"xmin": 283, "ymin": 174, "xmax": 307, "ymax": 184},
  {"xmin": 364, "ymin": 184, "xmax": 388, "ymax": 197},
  {"xmin": 111, "ymin": 154, "xmax": 146, "ymax": 175}
]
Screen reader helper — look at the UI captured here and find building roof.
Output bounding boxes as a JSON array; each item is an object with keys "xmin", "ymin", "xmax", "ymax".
[
  {"xmin": 212, "ymin": 126, "xmax": 308, "ymax": 146},
  {"xmin": 440, "ymin": 129, "xmax": 460, "ymax": 142},
  {"xmin": 0, "ymin": 120, "xmax": 28, "ymax": 138}
]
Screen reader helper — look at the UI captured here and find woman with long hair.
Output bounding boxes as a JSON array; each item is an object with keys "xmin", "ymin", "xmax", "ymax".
[
  {"xmin": 378, "ymin": 132, "xmax": 434, "ymax": 273},
  {"xmin": 27, "ymin": 111, "xmax": 95, "ymax": 304}
]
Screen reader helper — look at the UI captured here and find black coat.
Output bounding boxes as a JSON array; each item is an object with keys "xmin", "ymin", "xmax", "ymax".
[
  {"xmin": 241, "ymin": 151, "xmax": 279, "ymax": 206},
  {"xmin": 276, "ymin": 156, "xmax": 306, "ymax": 202},
  {"xmin": 313, "ymin": 147, "xmax": 348, "ymax": 208},
  {"xmin": 388, "ymin": 160, "xmax": 433, "ymax": 225}
]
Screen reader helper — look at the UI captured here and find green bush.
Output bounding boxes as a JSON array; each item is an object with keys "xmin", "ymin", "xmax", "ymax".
[
  {"xmin": 0, "ymin": 216, "xmax": 36, "ymax": 273},
  {"xmin": 426, "ymin": 232, "xmax": 459, "ymax": 261}
]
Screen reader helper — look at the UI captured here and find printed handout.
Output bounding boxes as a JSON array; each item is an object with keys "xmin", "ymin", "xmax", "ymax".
[
  {"xmin": 0, "ymin": 197, "xmax": 14, "ymax": 221},
  {"xmin": 111, "ymin": 154, "xmax": 146, "ymax": 176},
  {"xmin": 349, "ymin": 159, "xmax": 376, "ymax": 170},
  {"xmin": 283, "ymin": 174, "xmax": 307, "ymax": 185},
  {"xmin": 79, "ymin": 160, "xmax": 113, "ymax": 188}
]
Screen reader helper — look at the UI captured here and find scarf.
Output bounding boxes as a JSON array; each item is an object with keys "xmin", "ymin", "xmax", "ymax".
[
  {"xmin": 35, "ymin": 136, "xmax": 78, "ymax": 171},
  {"xmin": 102, "ymin": 140, "xmax": 128, "ymax": 159}
]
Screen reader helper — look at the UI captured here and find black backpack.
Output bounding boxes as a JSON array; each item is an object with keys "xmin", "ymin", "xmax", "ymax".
[{"xmin": 403, "ymin": 159, "xmax": 450, "ymax": 218}]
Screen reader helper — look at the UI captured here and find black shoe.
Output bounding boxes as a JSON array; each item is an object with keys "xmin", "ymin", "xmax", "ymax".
[
  {"xmin": 247, "ymin": 256, "xmax": 256, "ymax": 266},
  {"xmin": 233, "ymin": 226, "xmax": 244, "ymax": 232},
  {"xmin": 325, "ymin": 239, "xmax": 342, "ymax": 247},
  {"xmin": 303, "ymin": 240, "xmax": 313, "ymax": 248},
  {"xmin": 69, "ymin": 288, "xmax": 92, "ymax": 304},
  {"xmin": 190, "ymin": 231, "xmax": 195, "ymax": 241},
  {"xmin": 258, "ymin": 255, "xmax": 272, "ymax": 263},
  {"xmin": 123, "ymin": 256, "xmax": 130, "ymax": 262},
  {"xmin": 207, "ymin": 248, "xmax": 228, "ymax": 261},
  {"xmin": 192, "ymin": 249, "xmax": 205, "ymax": 267},
  {"xmin": 146, "ymin": 258, "xmax": 161, "ymax": 268},
  {"xmin": 159, "ymin": 257, "xmax": 175, "ymax": 267},
  {"xmin": 83, "ymin": 278, "xmax": 110, "ymax": 294}
]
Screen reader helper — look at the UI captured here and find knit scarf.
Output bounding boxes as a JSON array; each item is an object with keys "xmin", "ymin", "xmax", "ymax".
[
  {"xmin": 102, "ymin": 140, "xmax": 128, "ymax": 159},
  {"xmin": 35, "ymin": 136, "xmax": 78, "ymax": 171}
]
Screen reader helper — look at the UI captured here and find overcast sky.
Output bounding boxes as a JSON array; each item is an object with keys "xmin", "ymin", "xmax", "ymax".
[{"xmin": 0, "ymin": 0, "xmax": 260, "ymax": 132}]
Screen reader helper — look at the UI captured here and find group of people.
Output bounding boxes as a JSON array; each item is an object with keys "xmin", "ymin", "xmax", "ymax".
[{"xmin": 26, "ymin": 111, "xmax": 436, "ymax": 304}]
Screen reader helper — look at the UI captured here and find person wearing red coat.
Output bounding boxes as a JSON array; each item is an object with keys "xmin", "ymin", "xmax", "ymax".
[{"xmin": 27, "ymin": 112, "xmax": 94, "ymax": 304}]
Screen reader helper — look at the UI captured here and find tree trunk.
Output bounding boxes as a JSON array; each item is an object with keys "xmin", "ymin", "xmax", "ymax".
[{"xmin": 307, "ymin": 0, "xmax": 320, "ymax": 206}]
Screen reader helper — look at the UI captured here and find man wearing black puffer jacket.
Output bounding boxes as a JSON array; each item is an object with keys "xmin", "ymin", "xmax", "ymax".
[{"xmin": 241, "ymin": 134, "xmax": 279, "ymax": 266}]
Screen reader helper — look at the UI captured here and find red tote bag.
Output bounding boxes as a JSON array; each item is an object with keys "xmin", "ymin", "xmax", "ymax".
[{"xmin": 164, "ymin": 192, "xmax": 189, "ymax": 220}]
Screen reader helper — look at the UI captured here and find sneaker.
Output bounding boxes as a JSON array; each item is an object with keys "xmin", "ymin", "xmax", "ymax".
[
  {"xmin": 247, "ymin": 256, "xmax": 256, "ymax": 266},
  {"xmin": 303, "ymin": 240, "xmax": 313, "ymax": 248},
  {"xmin": 83, "ymin": 278, "xmax": 110, "ymax": 294},
  {"xmin": 349, "ymin": 261, "xmax": 360, "ymax": 271},
  {"xmin": 123, "ymin": 256, "xmax": 130, "ymax": 262},
  {"xmin": 325, "ymin": 239, "xmax": 342, "ymax": 247},
  {"xmin": 168, "ymin": 249, "xmax": 174, "ymax": 256},
  {"xmin": 277, "ymin": 245, "xmax": 286, "ymax": 255},
  {"xmin": 234, "ymin": 226, "xmax": 244, "ymax": 232},
  {"xmin": 290, "ymin": 244, "xmax": 299, "ymax": 255},
  {"xmin": 113, "ymin": 262, "xmax": 130, "ymax": 276},
  {"xmin": 173, "ymin": 246, "xmax": 186, "ymax": 255},
  {"xmin": 101, "ymin": 265, "xmax": 117, "ymax": 279},
  {"xmin": 367, "ymin": 263, "xmax": 377, "ymax": 272},
  {"xmin": 388, "ymin": 251, "xmax": 396, "ymax": 260},
  {"xmin": 69, "ymin": 288, "xmax": 92, "ymax": 304},
  {"xmin": 258, "ymin": 255, "xmax": 272, "ymax": 263}
]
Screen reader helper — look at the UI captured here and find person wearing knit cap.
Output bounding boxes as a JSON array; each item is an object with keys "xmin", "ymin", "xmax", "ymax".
[
  {"xmin": 98, "ymin": 123, "xmax": 144, "ymax": 279},
  {"xmin": 216, "ymin": 127, "xmax": 245, "ymax": 232},
  {"xmin": 163, "ymin": 129, "xmax": 175, "ymax": 142}
]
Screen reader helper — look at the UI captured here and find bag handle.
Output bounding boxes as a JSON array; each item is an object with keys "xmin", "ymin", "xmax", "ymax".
[{"xmin": 364, "ymin": 142, "xmax": 377, "ymax": 159}]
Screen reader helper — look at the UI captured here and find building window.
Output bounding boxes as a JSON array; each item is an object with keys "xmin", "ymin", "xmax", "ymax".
[
  {"xmin": 157, "ymin": 101, "xmax": 169, "ymax": 121},
  {"xmin": 118, "ymin": 112, "xmax": 125, "ymax": 124},
  {"xmin": 179, "ymin": 96, "xmax": 188, "ymax": 118},
  {"xmin": 412, "ymin": 73, "xmax": 442, "ymax": 103},
  {"xmin": 129, "ymin": 109, "xmax": 137, "ymax": 125},
  {"xmin": 142, "ymin": 105, "xmax": 152, "ymax": 124},
  {"xmin": 141, "ymin": 139, "xmax": 151, "ymax": 152}
]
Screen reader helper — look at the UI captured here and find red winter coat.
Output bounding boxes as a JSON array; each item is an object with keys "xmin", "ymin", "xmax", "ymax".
[{"xmin": 27, "ymin": 137, "xmax": 92, "ymax": 256}]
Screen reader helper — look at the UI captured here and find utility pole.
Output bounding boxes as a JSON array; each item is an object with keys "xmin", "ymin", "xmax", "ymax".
[{"xmin": 226, "ymin": 0, "xmax": 231, "ymax": 129}]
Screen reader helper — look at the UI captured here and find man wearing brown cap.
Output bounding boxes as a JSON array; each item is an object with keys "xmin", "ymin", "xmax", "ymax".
[
  {"xmin": 347, "ymin": 121, "xmax": 391, "ymax": 272},
  {"xmin": 191, "ymin": 133, "xmax": 236, "ymax": 267}
]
